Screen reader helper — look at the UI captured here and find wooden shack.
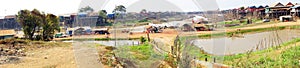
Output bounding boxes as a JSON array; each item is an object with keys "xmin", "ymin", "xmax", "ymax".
[{"xmin": 266, "ymin": 2, "xmax": 291, "ymax": 19}]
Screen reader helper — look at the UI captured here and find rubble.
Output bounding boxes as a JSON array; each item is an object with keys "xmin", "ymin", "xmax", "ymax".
[{"xmin": 0, "ymin": 39, "xmax": 28, "ymax": 64}]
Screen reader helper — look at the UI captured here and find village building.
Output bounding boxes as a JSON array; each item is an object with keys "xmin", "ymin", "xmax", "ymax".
[
  {"xmin": 291, "ymin": 4, "xmax": 300, "ymax": 18},
  {"xmin": 0, "ymin": 15, "xmax": 21, "ymax": 30},
  {"xmin": 266, "ymin": 2, "xmax": 292, "ymax": 19}
]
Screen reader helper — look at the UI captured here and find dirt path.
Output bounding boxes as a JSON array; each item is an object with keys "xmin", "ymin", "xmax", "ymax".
[
  {"xmin": 72, "ymin": 42, "xmax": 103, "ymax": 68},
  {"xmin": 0, "ymin": 47, "xmax": 77, "ymax": 68},
  {"xmin": 0, "ymin": 41, "xmax": 104, "ymax": 68}
]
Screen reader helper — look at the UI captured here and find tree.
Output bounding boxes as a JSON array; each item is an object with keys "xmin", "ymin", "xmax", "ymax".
[
  {"xmin": 113, "ymin": 5, "xmax": 126, "ymax": 14},
  {"xmin": 17, "ymin": 9, "xmax": 60, "ymax": 41},
  {"xmin": 113, "ymin": 5, "xmax": 126, "ymax": 19},
  {"xmin": 17, "ymin": 9, "xmax": 43, "ymax": 40},
  {"xmin": 42, "ymin": 14, "xmax": 60, "ymax": 41},
  {"xmin": 97, "ymin": 10, "xmax": 108, "ymax": 26},
  {"xmin": 79, "ymin": 6, "xmax": 94, "ymax": 13},
  {"xmin": 240, "ymin": 6, "xmax": 245, "ymax": 10},
  {"xmin": 99, "ymin": 10, "xmax": 107, "ymax": 18},
  {"xmin": 140, "ymin": 9, "xmax": 147, "ymax": 14}
]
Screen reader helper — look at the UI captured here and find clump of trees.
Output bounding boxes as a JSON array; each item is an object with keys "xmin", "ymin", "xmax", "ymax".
[
  {"xmin": 113, "ymin": 5, "xmax": 126, "ymax": 20},
  {"xmin": 17, "ymin": 9, "xmax": 60, "ymax": 41},
  {"xmin": 79, "ymin": 6, "xmax": 94, "ymax": 13}
]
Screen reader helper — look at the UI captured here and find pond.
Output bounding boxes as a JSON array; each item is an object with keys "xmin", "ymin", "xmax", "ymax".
[{"xmin": 191, "ymin": 30, "xmax": 300, "ymax": 55}]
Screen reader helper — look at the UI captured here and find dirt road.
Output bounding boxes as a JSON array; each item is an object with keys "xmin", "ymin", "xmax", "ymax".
[
  {"xmin": 72, "ymin": 42, "xmax": 103, "ymax": 68},
  {"xmin": 0, "ymin": 47, "xmax": 77, "ymax": 68}
]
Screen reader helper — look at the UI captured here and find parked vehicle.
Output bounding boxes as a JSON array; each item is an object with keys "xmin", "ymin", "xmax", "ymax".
[{"xmin": 55, "ymin": 33, "xmax": 68, "ymax": 38}]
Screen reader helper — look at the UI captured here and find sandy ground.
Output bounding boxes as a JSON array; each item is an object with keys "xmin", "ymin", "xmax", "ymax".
[
  {"xmin": 0, "ymin": 47, "xmax": 77, "ymax": 68},
  {"xmin": 0, "ymin": 42, "xmax": 108, "ymax": 68}
]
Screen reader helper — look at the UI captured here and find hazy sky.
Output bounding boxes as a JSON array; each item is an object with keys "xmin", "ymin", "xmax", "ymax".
[{"xmin": 0, "ymin": 0, "xmax": 299, "ymax": 16}]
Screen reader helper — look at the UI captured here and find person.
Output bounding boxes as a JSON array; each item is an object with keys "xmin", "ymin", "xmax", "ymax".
[{"xmin": 247, "ymin": 19, "xmax": 250, "ymax": 24}]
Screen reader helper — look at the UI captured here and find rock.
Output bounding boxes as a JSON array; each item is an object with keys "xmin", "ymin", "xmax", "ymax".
[{"xmin": 44, "ymin": 56, "xmax": 48, "ymax": 59}]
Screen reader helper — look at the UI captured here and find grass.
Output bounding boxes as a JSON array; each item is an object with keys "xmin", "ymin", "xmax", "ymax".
[
  {"xmin": 59, "ymin": 37, "xmax": 140, "ymax": 41},
  {"xmin": 115, "ymin": 43, "xmax": 162, "ymax": 60},
  {"xmin": 221, "ymin": 38, "xmax": 300, "ymax": 67},
  {"xmin": 198, "ymin": 25, "xmax": 300, "ymax": 38}
]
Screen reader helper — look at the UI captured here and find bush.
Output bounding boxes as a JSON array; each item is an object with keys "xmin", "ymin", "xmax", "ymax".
[
  {"xmin": 138, "ymin": 19, "xmax": 149, "ymax": 22},
  {"xmin": 140, "ymin": 36, "xmax": 147, "ymax": 44}
]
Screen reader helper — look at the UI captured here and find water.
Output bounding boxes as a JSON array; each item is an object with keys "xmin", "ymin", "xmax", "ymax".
[{"xmin": 192, "ymin": 30, "xmax": 300, "ymax": 55}]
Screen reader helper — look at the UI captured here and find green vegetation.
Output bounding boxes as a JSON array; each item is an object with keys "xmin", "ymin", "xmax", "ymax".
[
  {"xmin": 59, "ymin": 37, "xmax": 140, "ymax": 41},
  {"xmin": 221, "ymin": 20, "xmax": 241, "ymax": 24},
  {"xmin": 79, "ymin": 6, "xmax": 94, "ymax": 12},
  {"xmin": 138, "ymin": 19, "xmax": 150, "ymax": 22},
  {"xmin": 220, "ymin": 19, "xmax": 262, "ymax": 27},
  {"xmin": 198, "ymin": 25, "xmax": 300, "ymax": 38},
  {"xmin": 116, "ymin": 43, "xmax": 162, "ymax": 61},
  {"xmin": 222, "ymin": 38, "xmax": 300, "ymax": 67},
  {"xmin": 17, "ymin": 9, "xmax": 60, "ymax": 41},
  {"xmin": 128, "ymin": 43, "xmax": 153, "ymax": 60},
  {"xmin": 140, "ymin": 36, "xmax": 147, "ymax": 44},
  {"xmin": 113, "ymin": 5, "xmax": 126, "ymax": 18}
]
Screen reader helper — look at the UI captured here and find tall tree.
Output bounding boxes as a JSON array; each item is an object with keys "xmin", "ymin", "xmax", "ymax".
[
  {"xmin": 17, "ymin": 9, "xmax": 43, "ymax": 40},
  {"xmin": 113, "ymin": 5, "xmax": 126, "ymax": 19},
  {"xmin": 42, "ymin": 14, "xmax": 60, "ymax": 41},
  {"xmin": 113, "ymin": 5, "xmax": 126, "ymax": 14},
  {"xmin": 99, "ymin": 10, "xmax": 107, "ymax": 18},
  {"xmin": 97, "ymin": 10, "xmax": 108, "ymax": 26},
  {"xmin": 79, "ymin": 6, "xmax": 94, "ymax": 13}
]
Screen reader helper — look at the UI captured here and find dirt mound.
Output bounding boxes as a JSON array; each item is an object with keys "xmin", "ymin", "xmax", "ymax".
[
  {"xmin": 0, "ymin": 39, "xmax": 27, "ymax": 57},
  {"xmin": 0, "ymin": 39, "xmax": 29, "ymax": 64}
]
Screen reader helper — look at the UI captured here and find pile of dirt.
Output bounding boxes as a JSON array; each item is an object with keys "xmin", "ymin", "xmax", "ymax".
[
  {"xmin": 0, "ymin": 39, "xmax": 27, "ymax": 57},
  {"xmin": 0, "ymin": 39, "xmax": 28, "ymax": 64}
]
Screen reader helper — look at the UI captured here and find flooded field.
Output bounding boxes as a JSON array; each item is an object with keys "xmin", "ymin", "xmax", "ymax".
[{"xmin": 192, "ymin": 29, "xmax": 300, "ymax": 55}]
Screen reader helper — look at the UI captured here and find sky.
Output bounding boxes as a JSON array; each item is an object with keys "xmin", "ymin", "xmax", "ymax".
[{"xmin": 0, "ymin": 0, "xmax": 299, "ymax": 16}]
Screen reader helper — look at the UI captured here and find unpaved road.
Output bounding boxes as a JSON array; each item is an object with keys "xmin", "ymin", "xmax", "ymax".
[
  {"xmin": 0, "ymin": 47, "xmax": 77, "ymax": 68},
  {"xmin": 72, "ymin": 42, "xmax": 103, "ymax": 68}
]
